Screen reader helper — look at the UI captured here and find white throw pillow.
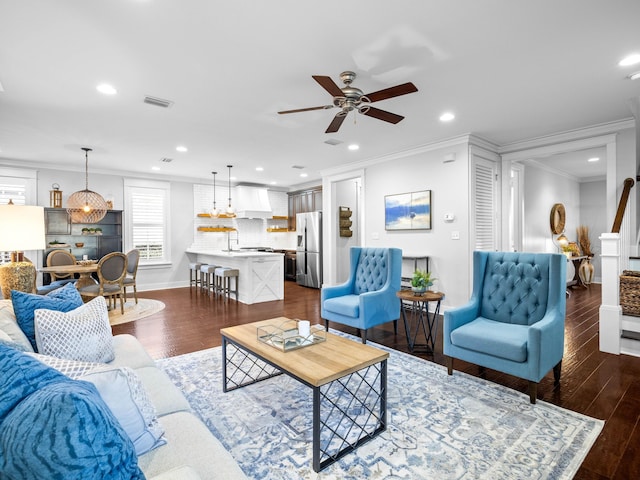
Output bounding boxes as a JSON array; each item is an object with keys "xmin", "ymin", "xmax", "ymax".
[
  {"xmin": 34, "ymin": 296, "xmax": 115, "ymax": 363},
  {"xmin": 26, "ymin": 351, "xmax": 103, "ymax": 379},
  {"xmin": 80, "ymin": 366, "xmax": 167, "ymax": 455}
]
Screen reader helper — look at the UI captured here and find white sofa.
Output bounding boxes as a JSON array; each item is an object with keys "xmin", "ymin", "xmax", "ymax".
[{"xmin": 0, "ymin": 300, "xmax": 247, "ymax": 480}]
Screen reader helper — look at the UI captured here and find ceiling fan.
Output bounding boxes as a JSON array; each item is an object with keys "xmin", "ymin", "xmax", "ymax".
[{"xmin": 278, "ymin": 71, "xmax": 418, "ymax": 133}]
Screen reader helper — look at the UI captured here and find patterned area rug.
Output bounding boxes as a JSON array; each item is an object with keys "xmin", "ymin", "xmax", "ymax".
[
  {"xmin": 157, "ymin": 333, "xmax": 603, "ymax": 480},
  {"xmin": 108, "ymin": 298, "xmax": 165, "ymax": 326}
]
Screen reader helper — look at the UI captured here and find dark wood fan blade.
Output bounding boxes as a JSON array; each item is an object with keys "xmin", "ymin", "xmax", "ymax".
[
  {"xmin": 364, "ymin": 82, "xmax": 418, "ymax": 103},
  {"xmin": 312, "ymin": 75, "xmax": 344, "ymax": 97},
  {"xmin": 362, "ymin": 107, "xmax": 404, "ymax": 124},
  {"xmin": 278, "ymin": 105, "xmax": 333, "ymax": 114},
  {"xmin": 325, "ymin": 114, "xmax": 346, "ymax": 133}
]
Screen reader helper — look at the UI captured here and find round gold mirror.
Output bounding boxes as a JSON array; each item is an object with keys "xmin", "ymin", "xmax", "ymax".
[{"xmin": 550, "ymin": 203, "xmax": 566, "ymax": 234}]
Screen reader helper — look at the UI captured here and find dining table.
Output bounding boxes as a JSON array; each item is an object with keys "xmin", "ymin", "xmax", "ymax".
[{"xmin": 40, "ymin": 263, "xmax": 99, "ymax": 289}]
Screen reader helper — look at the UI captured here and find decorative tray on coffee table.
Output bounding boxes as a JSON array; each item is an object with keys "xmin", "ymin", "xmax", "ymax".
[{"xmin": 257, "ymin": 319, "xmax": 326, "ymax": 352}]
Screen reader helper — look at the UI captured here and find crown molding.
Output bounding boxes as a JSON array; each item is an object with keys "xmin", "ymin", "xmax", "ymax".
[{"xmin": 499, "ymin": 118, "xmax": 634, "ymax": 155}]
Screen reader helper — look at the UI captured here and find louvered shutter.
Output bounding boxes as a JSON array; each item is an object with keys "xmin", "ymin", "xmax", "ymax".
[
  {"xmin": 0, "ymin": 181, "xmax": 27, "ymax": 263},
  {"xmin": 472, "ymin": 157, "xmax": 497, "ymax": 251},
  {"xmin": 124, "ymin": 179, "xmax": 170, "ymax": 264}
]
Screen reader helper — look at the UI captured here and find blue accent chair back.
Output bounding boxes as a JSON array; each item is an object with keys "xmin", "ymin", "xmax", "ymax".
[
  {"xmin": 443, "ymin": 251, "xmax": 566, "ymax": 403},
  {"xmin": 321, "ymin": 247, "xmax": 402, "ymax": 343}
]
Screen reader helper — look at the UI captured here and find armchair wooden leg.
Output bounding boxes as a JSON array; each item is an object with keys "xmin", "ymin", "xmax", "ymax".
[
  {"xmin": 528, "ymin": 381, "xmax": 537, "ymax": 404},
  {"xmin": 445, "ymin": 356, "xmax": 453, "ymax": 375},
  {"xmin": 361, "ymin": 329, "xmax": 367, "ymax": 344},
  {"xmin": 553, "ymin": 360, "xmax": 562, "ymax": 385},
  {"xmin": 325, "ymin": 319, "xmax": 329, "ymax": 331},
  {"xmin": 393, "ymin": 319, "xmax": 398, "ymax": 335}
]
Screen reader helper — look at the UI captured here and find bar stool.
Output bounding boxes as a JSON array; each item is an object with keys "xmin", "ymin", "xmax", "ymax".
[
  {"xmin": 200, "ymin": 264, "xmax": 221, "ymax": 295},
  {"xmin": 189, "ymin": 262, "xmax": 204, "ymax": 289},
  {"xmin": 214, "ymin": 267, "xmax": 239, "ymax": 301}
]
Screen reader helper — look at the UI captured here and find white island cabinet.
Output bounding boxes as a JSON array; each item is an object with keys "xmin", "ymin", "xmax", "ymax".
[{"xmin": 186, "ymin": 249, "xmax": 284, "ymax": 304}]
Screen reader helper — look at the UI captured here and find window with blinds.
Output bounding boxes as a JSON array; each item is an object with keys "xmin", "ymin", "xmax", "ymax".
[
  {"xmin": 1, "ymin": 181, "xmax": 27, "ymax": 264},
  {"xmin": 124, "ymin": 179, "xmax": 171, "ymax": 265},
  {"xmin": 0, "ymin": 183, "xmax": 26, "ymax": 206}
]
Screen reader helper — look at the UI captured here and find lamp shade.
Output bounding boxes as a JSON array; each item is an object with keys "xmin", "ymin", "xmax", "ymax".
[
  {"xmin": 0, "ymin": 205, "xmax": 46, "ymax": 252},
  {"xmin": 67, "ymin": 189, "xmax": 108, "ymax": 223}
]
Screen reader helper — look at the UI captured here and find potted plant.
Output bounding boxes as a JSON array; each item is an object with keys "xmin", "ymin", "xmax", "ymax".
[{"xmin": 411, "ymin": 269, "xmax": 435, "ymax": 295}]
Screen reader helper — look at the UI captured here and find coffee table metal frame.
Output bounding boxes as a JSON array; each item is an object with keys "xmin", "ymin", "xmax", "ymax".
[{"xmin": 221, "ymin": 332, "xmax": 387, "ymax": 472}]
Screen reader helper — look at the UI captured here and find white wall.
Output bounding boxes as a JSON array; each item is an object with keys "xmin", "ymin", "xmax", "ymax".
[
  {"xmin": 360, "ymin": 142, "xmax": 471, "ymax": 308},
  {"xmin": 579, "ymin": 180, "xmax": 606, "ymax": 281},
  {"xmin": 523, "ymin": 165, "xmax": 580, "ymax": 254},
  {"xmin": 334, "ymin": 178, "xmax": 360, "ymax": 283}
]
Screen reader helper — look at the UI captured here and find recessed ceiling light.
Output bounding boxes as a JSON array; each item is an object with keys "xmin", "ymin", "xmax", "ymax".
[
  {"xmin": 176, "ymin": 145, "xmax": 188, "ymax": 152},
  {"xmin": 300, "ymin": 173, "xmax": 308, "ymax": 178},
  {"xmin": 348, "ymin": 144, "xmax": 359, "ymax": 151},
  {"xmin": 230, "ymin": 176, "xmax": 236, "ymax": 181},
  {"xmin": 628, "ymin": 72, "xmax": 640, "ymax": 80},
  {"xmin": 619, "ymin": 54, "xmax": 640, "ymax": 66},
  {"xmin": 256, "ymin": 167, "xmax": 264, "ymax": 171},
  {"xmin": 439, "ymin": 112, "xmax": 455, "ymax": 122},
  {"xmin": 588, "ymin": 157, "xmax": 600, "ymax": 163},
  {"xmin": 151, "ymin": 166, "xmax": 161, "ymax": 171},
  {"xmin": 270, "ymin": 181, "xmax": 277, "ymax": 185},
  {"xmin": 96, "ymin": 83, "xmax": 117, "ymax": 95}
]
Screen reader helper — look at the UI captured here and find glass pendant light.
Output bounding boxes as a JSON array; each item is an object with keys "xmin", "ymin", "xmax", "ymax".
[
  {"xmin": 226, "ymin": 165, "xmax": 236, "ymax": 217},
  {"xmin": 66, "ymin": 147, "xmax": 108, "ymax": 223},
  {"xmin": 211, "ymin": 171, "xmax": 220, "ymax": 217}
]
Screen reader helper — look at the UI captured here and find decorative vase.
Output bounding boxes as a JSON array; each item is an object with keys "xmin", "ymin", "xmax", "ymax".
[{"xmin": 579, "ymin": 257, "xmax": 595, "ymax": 286}]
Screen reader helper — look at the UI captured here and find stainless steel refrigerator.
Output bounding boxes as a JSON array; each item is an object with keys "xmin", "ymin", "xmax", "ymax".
[{"xmin": 296, "ymin": 211, "xmax": 322, "ymax": 288}]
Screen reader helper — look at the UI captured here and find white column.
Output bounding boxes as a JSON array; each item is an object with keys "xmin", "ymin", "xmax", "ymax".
[{"xmin": 599, "ymin": 233, "xmax": 622, "ymax": 354}]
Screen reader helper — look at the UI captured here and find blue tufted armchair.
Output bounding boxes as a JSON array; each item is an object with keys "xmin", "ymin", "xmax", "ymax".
[
  {"xmin": 321, "ymin": 247, "xmax": 402, "ymax": 344},
  {"xmin": 443, "ymin": 251, "xmax": 566, "ymax": 403}
]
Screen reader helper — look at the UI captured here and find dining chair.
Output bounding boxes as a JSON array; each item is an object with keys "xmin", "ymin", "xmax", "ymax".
[
  {"xmin": 78, "ymin": 252, "xmax": 128, "ymax": 314},
  {"xmin": 123, "ymin": 249, "xmax": 140, "ymax": 304},
  {"xmin": 46, "ymin": 249, "xmax": 77, "ymax": 286}
]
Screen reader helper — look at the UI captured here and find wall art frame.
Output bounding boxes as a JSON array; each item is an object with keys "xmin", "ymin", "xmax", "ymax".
[{"xmin": 385, "ymin": 190, "xmax": 432, "ymax": 230}]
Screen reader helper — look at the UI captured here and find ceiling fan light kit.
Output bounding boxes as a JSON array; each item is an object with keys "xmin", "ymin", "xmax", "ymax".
[{"xmin": 278, "ymin": 70, "xmax": 418, "ymax": 133}]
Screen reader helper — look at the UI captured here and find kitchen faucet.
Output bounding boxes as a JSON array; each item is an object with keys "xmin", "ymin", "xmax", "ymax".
[{"xmin": 227, "ymin": 230, "xmax": 239, "ymax": 252}]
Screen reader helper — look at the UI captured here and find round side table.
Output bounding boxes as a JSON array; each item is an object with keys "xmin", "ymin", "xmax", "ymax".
[{"xmin": 396, "ymin": 290, "xmax": 445, "ymax": 354}]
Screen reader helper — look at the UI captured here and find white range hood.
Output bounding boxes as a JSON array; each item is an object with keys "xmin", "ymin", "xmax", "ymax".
[{"xmin": 234, "ymin": 185, "xmax": 273, "ymax": 218}]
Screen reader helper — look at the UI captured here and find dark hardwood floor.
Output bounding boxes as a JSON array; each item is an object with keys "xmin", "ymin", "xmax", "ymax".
[{"xmin": 113, "ymin": 281, "xmax": 640, "ymax": 479}]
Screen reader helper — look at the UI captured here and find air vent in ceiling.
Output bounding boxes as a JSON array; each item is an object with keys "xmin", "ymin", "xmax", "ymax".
[
  {"xmin": 161, "ymin": 158, "xmax": 173, "ymax": 163},
  {"xmin": 291, "ymin": 165, "xmax": 306, "ymax": 169},
  {"xmin": 324, "ymin": 139, "xmax": 342, "ymax": 146},
  {"xmin": 144, "ymin": 96, "xmax": 174, "ymax": 108}
]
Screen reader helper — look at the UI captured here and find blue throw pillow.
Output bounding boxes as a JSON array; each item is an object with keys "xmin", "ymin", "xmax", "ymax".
[
  {"xmin": 0, "ymin": 380, "xmax": 145, "ymax": 480},
  {"xmin": 11, "ymin": 282, "xmax": 83, "ymax": 350},
  {"xmin": 0, "ymin": 343, "xmax": 67, "ymax": 423}
]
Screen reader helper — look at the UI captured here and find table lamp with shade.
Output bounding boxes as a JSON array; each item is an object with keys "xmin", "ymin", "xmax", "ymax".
[{"xmin": 0, "ymin": 205, "xmax": 46, "ymax": 299}]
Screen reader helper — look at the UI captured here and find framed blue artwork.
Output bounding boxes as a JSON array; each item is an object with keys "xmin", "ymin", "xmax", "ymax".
[{"xmin": 385, "ymin": 190, "xmax": 431, "ymax": 230}]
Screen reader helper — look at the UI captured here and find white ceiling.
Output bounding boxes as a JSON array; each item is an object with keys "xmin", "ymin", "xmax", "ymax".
[{"xmin": 0, "ymin": 1, "xmax": 639, "ymax": 188}]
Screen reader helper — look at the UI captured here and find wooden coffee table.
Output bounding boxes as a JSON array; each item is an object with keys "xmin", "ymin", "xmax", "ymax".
[{"xmin": 220, "ymin": 317, "xmax": 389, "ymax": 472}]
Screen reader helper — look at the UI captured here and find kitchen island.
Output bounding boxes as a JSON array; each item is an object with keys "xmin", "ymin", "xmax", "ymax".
[{"xmin": 186, "ymin": 249, "xmax": 284, "ymax": 304}]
